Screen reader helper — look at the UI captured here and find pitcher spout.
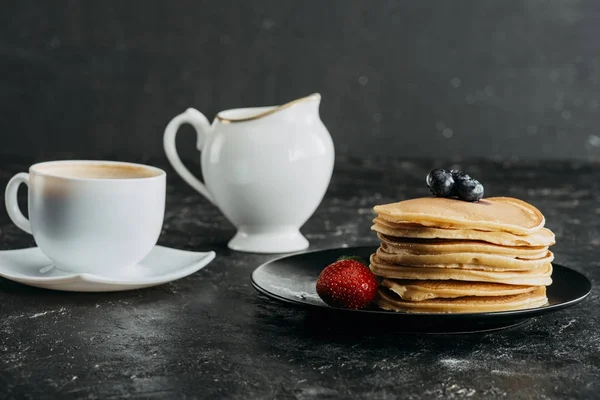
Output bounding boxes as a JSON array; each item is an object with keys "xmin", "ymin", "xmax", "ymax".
[{"xmin": 287, "ymin": 93, "xmax": 322, "ymax": 106}]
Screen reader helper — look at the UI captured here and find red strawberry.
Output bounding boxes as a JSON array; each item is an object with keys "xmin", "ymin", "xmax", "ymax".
[{"xmin": 316, "ymin": 256, "xmax": 379, "ymax": 309}]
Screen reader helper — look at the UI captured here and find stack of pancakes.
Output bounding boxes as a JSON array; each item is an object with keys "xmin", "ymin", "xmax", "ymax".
[{"xmin": 370, "ymin": 197, "xmax": 555, "ymax": 313}]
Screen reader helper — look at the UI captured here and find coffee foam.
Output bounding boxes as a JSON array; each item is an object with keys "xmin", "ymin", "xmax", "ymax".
[{"xmin": 36, "ymin": 163, "xmax": 161, "ymax": 179}]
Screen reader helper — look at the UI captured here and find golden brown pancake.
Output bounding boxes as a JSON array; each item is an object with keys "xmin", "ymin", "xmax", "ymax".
[
  {"xmin": 378, "ymin": 233, "xmax": 548, "ymax": 259},
  {"xmin": 369, "ymin": 195, "xmax": 555, "ymax": 313},
  {"xmin": 374, "ymin": 286, "xmax": 548, "ymax": 313},
  {"xmin": 375, "ymin": 247, "xmax": 554, "ymax": 271},
  {"xmin": 369, "ymin": 254, "xmax": 553, "ymax": 286},
  {"xmin": 374, "ymin": 197, "xmax": 545, "ymax": 235},
  {"xmin": 381, "ymin": 279, "xmax": 538, "ymax": 301},
  {"xmin": 371, "ymin": 219, "xmax": 555, "ymax": 247}
]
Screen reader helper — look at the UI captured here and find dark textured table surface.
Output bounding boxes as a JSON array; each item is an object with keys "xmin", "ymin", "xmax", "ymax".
[{"xmin": 0, "ymin": 156, "xmax": 598, "ymax": 399}]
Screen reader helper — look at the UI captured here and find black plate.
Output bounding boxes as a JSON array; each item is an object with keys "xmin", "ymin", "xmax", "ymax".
[{"xmin": 251, "ymin": 246, "xmax": 592, "ymax": 334}]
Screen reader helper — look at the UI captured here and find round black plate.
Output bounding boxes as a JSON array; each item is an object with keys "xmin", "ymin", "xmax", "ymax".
[{"xmin": 251, "ymin": 246, "xmax": 592, "ymax": 334}]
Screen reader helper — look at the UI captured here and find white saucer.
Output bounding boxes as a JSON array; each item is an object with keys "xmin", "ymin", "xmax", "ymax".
[{"xmin": 0, "ymin": 245, "xmax": 216, "ymax": 292}]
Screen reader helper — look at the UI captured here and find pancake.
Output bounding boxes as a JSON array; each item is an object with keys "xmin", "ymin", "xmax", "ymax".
[
  {"xmin": 378, "ymin": 233, "xmax": 548, "ymax": 259},
  {"xmin": 374, "ymin": 197, "xmax": 545, "ymax": 235},
  {"xmin": 381, "ymin": 279, "xmax": 538, "ymax": 301},
  {"xmin": 371, "ymin": 219, "xmax": 555, "ymax": 247},
  {"xmin": 375, "ymin": 247, "xmax": 554, "ymax": 271},
  {"xmin": 374, "ymin": 286, "xmax": 548, "ymax": 313},
  {"xmin": 369, "ymin": 254, "xmax": 553, "ymax": 286}
]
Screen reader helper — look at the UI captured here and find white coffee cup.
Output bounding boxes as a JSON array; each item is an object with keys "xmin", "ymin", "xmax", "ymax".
[{"xmin": 5, "ymin": 160, "xmax": 166, "ymax": 275}]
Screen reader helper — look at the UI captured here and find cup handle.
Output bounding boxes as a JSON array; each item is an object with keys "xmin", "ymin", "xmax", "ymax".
[
  {"xmin": 163, "ymin": 108, "xmax": 215, "ymax": 205},
  {"xmin": 5, "ymin": 173, "xmax": 32, "ymax": 234}
]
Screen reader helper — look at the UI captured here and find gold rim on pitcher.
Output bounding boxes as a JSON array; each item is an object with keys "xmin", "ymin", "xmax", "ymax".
[{"xmin": 215, "ymin": 93, "xmax": 321, "ymax": 124}]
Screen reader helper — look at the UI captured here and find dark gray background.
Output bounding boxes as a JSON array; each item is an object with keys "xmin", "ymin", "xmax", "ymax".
[{"xmin": 2, "ymin": 0, "xmax": 600, "ymax": 161}]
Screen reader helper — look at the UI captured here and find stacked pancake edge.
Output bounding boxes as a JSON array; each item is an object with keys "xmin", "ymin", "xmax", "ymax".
[{"xmin": 370, "ymin": 197, "xmax": 555, "ymax": 313}]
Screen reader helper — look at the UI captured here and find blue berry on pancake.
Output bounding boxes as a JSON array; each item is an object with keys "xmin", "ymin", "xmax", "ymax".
[
  {"xmin": 426, "ymin": 169, "xmax": 455, "ymax": 197},
  {"xmin": 450, "ymin": 169, "xmax": 470, "ymax": 196},
  {"xmin": 451, "ymin": 169, "xmax": 470, "ymax": 183},
  {"xmin": 457, "ymin": 178, "xmax": 484, "ymax": 202},
  {"xmin": 426, "ymin": 168, "xmax": 484, "ymax": 202}
]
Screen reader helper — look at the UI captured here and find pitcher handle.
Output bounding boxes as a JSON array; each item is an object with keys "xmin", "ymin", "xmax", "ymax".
[{"xmin": 163, "ymin": 108, "xmax": 215, "ymax": 205}]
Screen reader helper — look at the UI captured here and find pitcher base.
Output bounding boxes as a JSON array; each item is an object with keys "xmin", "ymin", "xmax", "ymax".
[{"xmin": 228, "ymin": 229, "xmax": 309, "ymax": 254}]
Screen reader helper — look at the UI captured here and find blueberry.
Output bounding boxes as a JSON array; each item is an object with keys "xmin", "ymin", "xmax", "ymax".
[
  {"xmin": 451, "ymin": 169, "xmax": 471, "ymax": 182},
  {"xmin": 457, "ymin": 178, "xmax": 484, "ymax": 202},
  {"xmin": 426, "ymin": 169, "xmax": 455, "ymax": 197},
  {"xmin": 450, "ymin": 170, "xmax": 470, "ymax": 196}
]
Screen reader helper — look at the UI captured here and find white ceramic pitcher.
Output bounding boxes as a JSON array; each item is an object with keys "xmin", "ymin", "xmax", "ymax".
[{"xmin": 163, "ymin": 93, "xmax": 334, "ymax": 254}]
